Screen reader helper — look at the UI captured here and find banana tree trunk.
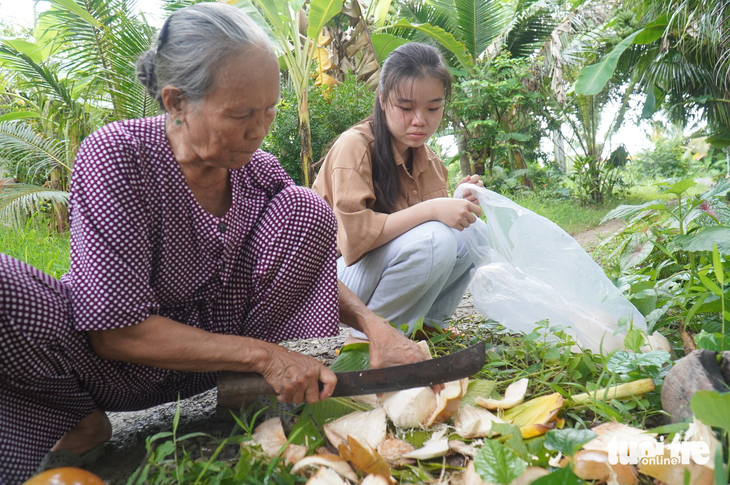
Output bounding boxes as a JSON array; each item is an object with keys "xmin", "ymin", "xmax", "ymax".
[
  {"xmin": 458, "ymin": 133, "xmax": 471, "ymax": 177},
  {"xmin": 298, "ymin": 90, "xmax": 315, "ymax": 187}
]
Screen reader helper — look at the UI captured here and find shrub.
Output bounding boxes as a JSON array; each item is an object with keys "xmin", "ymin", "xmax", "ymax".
[
  {"xmin": 630, "ymin": 137, "xmax": 688, "ymax": 179},
  {"xmin": 262, "ymin": 77, "xmax": 375, "ymax": 185}
]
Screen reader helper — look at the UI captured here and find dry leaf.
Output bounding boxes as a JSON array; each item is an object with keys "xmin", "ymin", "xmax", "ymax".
[
  {"xmin": 338, "ymin": 435, "xmax": 393, "ymax": 483},
  {"xmin": 503, "ymin": 393, "xmax": 563, "ymax": 438}
]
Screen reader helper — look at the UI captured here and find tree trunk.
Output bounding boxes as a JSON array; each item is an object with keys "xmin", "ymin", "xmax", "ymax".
[
  {"xmin": 458, "ymin": 134, "xmax": 472, "ymax": 178},
  {"xmin": 512, "ymin": 148, "xmax": 534, "ymax": 190},
  {"xmin": 298, "ymin": 90, "xmax": 315, "ymax": 187},
  {"xmin": 553, "ymin": 129, "xmax": 566, "ymax": 173}
]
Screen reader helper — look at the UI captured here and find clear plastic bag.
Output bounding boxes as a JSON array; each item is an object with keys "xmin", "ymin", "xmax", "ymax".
[{"xmin": 455, "ymin": 184, "xmax": 645, "ymax": 353}]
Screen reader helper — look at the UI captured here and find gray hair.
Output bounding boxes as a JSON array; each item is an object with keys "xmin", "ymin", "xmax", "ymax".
[{"xmin": 136, "ymin": 3, "xmax": 274, "ymax": 111}]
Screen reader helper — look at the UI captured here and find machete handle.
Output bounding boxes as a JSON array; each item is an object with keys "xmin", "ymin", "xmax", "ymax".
[{"xmin": 218, "ymin": 372, "xmax": 277, "ymax": 396}]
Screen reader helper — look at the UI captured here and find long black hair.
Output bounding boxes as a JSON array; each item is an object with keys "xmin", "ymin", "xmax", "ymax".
[{"xmin": 371, "ymin": 43, "xmax": 452, "ymax": 213}]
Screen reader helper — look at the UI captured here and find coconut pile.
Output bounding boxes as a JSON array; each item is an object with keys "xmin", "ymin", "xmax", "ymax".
[{"xmin": 247, "ymin": 342, "xmax": 716, "ymax": 485}]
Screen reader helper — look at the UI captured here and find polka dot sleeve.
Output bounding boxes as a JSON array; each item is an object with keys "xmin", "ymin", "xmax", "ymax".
[{"xmin": 67, "ymin": 124, "xmax": 159, "ymax": 332}]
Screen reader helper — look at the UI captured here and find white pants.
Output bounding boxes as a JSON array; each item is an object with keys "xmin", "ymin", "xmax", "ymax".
[{"xmin": 338, "ymin": 221, "xmax": 477, "ymax": 338}]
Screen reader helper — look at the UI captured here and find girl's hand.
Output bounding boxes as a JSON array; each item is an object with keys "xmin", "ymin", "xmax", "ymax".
[
  {"xmin": 425, "ymin": 198, "xmax": 482, "ymax": 230},
  {"xmin": 455, "ymin": 175, "xmax": 484, "ymax": 205}
]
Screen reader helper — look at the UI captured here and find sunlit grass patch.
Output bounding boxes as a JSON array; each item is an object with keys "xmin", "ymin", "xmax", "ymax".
[{"xmin": 0, "ymin": 222, "xmax": 70, "ymax": 278}]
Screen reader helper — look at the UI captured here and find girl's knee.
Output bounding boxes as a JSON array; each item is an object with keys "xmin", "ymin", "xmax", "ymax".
[{"xmin": 421, "ymin": 221, "xmax": 458, "ymax": 265}]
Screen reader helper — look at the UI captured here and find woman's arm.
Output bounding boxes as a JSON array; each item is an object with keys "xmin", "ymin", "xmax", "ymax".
[
  {"xmin": 367, "ymin": 197, "xmax": 482, "ymax": 253},
  {"xmin": 88, "ymin": 318, "xmax": 336, "ymax": 404}
]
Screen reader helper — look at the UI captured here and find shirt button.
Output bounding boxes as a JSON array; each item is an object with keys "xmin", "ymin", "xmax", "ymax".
[
  {"xmin": 412, "ymin": 190, "xmax": 418, "ymax": 195},
  {"xmin": 218, "ymin": 222, "xmax": 227, "ymax": 233}
]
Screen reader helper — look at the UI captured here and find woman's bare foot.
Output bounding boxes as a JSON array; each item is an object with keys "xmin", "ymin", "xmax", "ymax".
[{"xmin": 51, "ymin": 409, "xmax": 112, "ymax": 456}]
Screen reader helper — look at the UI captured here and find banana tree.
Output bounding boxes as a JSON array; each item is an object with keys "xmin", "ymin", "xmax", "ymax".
[{"xmin": 229, "ymin": 0, "xmax": 344, "ymax": 187}]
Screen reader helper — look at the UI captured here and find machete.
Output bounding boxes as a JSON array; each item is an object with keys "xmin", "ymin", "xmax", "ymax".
[{"xmin": 217, "ymin": 341, "xmax": 485, "ymax": 398}]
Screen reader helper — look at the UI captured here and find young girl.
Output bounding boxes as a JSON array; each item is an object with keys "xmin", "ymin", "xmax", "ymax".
[{"xmin": 312, "ymin": 42, "xmax": 483, "ymax": 343}]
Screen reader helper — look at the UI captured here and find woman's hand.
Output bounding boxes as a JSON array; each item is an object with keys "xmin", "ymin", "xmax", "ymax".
[
  {"xmin": 257, "ymin": 346, "xmax": 337, "ymax": 404},
  {"xmin": 367, "ymin": 317, "xmax": 429, "ymax": 369},
  {"xmin": 423, "ymin": 197, "xmax": 482, "ymax": 231},
  {"xmin": 455, "ymin": 175, "xmax": 484, "ymax": 205}
]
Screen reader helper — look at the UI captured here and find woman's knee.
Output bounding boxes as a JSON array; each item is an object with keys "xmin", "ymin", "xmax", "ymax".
[{"xmin": 268, "ymin": 186, "xmax": 337, "ymax": 239}]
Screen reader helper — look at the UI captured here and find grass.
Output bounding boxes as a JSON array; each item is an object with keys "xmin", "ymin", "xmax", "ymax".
[
  {"xmin": 0, "ymin": 222, "xmax": 70, "ymax": 278},
  {"xmin": 510, "ymin": 180, "xmax": 711, "ymax": 235}
]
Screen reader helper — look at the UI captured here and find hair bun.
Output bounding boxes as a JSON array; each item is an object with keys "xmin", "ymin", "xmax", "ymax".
[{"xmin": 136, "ymin": 50, "xmax": 158, "ymax": 99}]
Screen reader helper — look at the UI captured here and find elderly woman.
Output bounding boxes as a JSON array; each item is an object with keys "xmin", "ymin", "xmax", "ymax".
[{"xmin": 0, "ymin": 4, "xmax": 426, "ymax": 483}]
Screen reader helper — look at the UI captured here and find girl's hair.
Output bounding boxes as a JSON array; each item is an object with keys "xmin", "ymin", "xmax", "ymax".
[
  {"xmin": 371, "ymin": 43, "xmax": 452, "ymax": 213},
  {"xmin": 136, "ymin": 3, "xmax": 274, "ymax": 111}
]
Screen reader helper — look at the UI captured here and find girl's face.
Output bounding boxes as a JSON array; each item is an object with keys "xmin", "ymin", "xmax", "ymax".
[{"xmin": 381, "ymin": 76, "xmax": 445, "ymax": 157}]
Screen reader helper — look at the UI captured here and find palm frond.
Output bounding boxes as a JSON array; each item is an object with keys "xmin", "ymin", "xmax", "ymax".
[
  {"xmin": 0, "ymin": 182, "xmax": 69, "ymax": 228},
  {"xmin": 0, "ymin": 121, "xmax": 70, "ymax": 176}
]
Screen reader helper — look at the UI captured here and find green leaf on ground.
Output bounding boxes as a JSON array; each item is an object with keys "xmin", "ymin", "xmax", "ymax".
[
  {"xmin": 690, "ymin": 390, "xmax": 730, "ymax": 434},
  {"xmin": 532, "ymin": 466, "xmax": 583, "ymax": 485},
  {"xmin": 544, "ymin": 429, "xmax": 597, "ymax": 457},
  {"xmin": 462, "ymin": 379, "xmax": 497, "ymax": 407},
  {"xmin": 492, "ymin": 422, "xmax": 528, "ymax": 459},
  {"xmin": 329, "ymin": 342, "xmax": 370, "ymax": 372},
  {"xmin": 474, "ymin": 439, "xmax": 527, "ymax": 485}
]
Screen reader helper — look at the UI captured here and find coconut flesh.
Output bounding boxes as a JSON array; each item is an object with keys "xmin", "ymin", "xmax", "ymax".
[
  {"xmin": 323, "ymin": 407, "xmax": 388, "ymax": 450},
  {"xmin": 476, "ymin": 378, "xmax": 529, "ymax": 411},
  {"xmin": 453, "ymin": 405, "xmax": 506, "ymax": 439}
]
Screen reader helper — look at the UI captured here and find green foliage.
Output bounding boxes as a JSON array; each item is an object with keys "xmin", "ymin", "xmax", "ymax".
[
  {"xmin": 602, "ymin": 179, "xmax": 730, "ymax": 350},
  {"xmin": 261, "ymin": 78, "xmax": 374, "ymax": 185},
  {"xmin": 450, "ymin": 54, "xmax": 545, "ymax": 177},
  {"xmin": 630, "ymin": 137, "xmax": 689, "ymax": 179},
  {"xmin": 544, "ymin": 429, "xmax": 597, "ymax": 457},
  {"xmin": 474, "ymin": 439, "xmax": 527, "ymax": 485}
]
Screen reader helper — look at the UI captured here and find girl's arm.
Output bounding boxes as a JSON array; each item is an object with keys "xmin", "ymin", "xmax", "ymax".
[{"xmin": 367, "ymin": 197, "xmax": 482, "ymax": 253}]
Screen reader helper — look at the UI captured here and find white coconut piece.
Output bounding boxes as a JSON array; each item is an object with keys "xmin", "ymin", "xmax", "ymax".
[
  {"xmin": 640, "ymin": 331, "xmax": 672, "ymax": 353},
  {"xmin": 476, "ymin": 378, "xmax": 529, "ymax": 411},
  {"xmin": 324, "ymin": 407, "xmax": 388, "ymax": 450},
  {"xmin": 304, "ymin": 466, "xmax": 349, "ymax": 485},
  {"xmin": 453, "ymin": 405, "xmax": 506, "ymax": 439},
  {"xmin": 685, "ymin": 418, "xmax": 721, "ymax": 470},
  {"xmin": 417, "ymin": 340, "xmax": 433, "ymax": 359},
  {"xmin": 426, "ymin": 378, "xmax": 469, "ymax": 427},
  {"xmin": 292, "ymin": 454, "xmax": 360, "ymax": 483},
  {"xmin": 252, "ymin": 417, "xmax": 288, "ymax": 458},
  {"xmin": 448, "ymin": 440, "xmax": 478, "ymax": 457},
  {"xmin": 639, "ymin": 447, "xmax": 714, "ymax": 485},
  {"xmin": 379, "ymin": 387, "xmax": 438, "ymax": 429},
  {"xmin": 376, "ymin": 438, "xmax": 415, "ymax": 466},
  {"xmin": 583, "ymin": 422, "xmax": 657, "ymax": 454},
  {"xmin": 511, "ymin": 467, "xmax": 550, "ymax": 485},
  {"xmin": 401, "ymin": 438, "xmax": 449, "ymax": 460},
  {"xmin": 463, "ymin": 460, "xmax": 492, "ymax": 485},
  {"xmin": 351, "ymin": 393, "xmax": 380, "ymax": 407},
  {"xmin": 361, "ymin": 474, "xmax": 391, "ymax": 485},
  {"xmin": 283, "ymin": 444, "xmax": 308, "ymax": 466},
  {"xmin": 572, "ymin": 450, "xmax": 638, "ymax": 485}
]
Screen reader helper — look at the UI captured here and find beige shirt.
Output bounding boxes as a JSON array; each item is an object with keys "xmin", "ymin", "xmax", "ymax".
[{"xmin": 312, "ymin": 121, "xmax": 449, "ymax": 266}]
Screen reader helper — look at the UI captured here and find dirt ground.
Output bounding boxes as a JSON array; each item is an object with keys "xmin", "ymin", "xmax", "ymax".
[{"xmin": 83, "ymin": 221, "xmax": 619, "ymax": 482}]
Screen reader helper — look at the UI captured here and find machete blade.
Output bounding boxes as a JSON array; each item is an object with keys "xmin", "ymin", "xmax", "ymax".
[
  {"xmin": 217, "ymin": 341, "xmax": 486, "ymax": 399},
  {"xmin": 331, "ymin": 341, "xmax": 485, "ymax": 397}
]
